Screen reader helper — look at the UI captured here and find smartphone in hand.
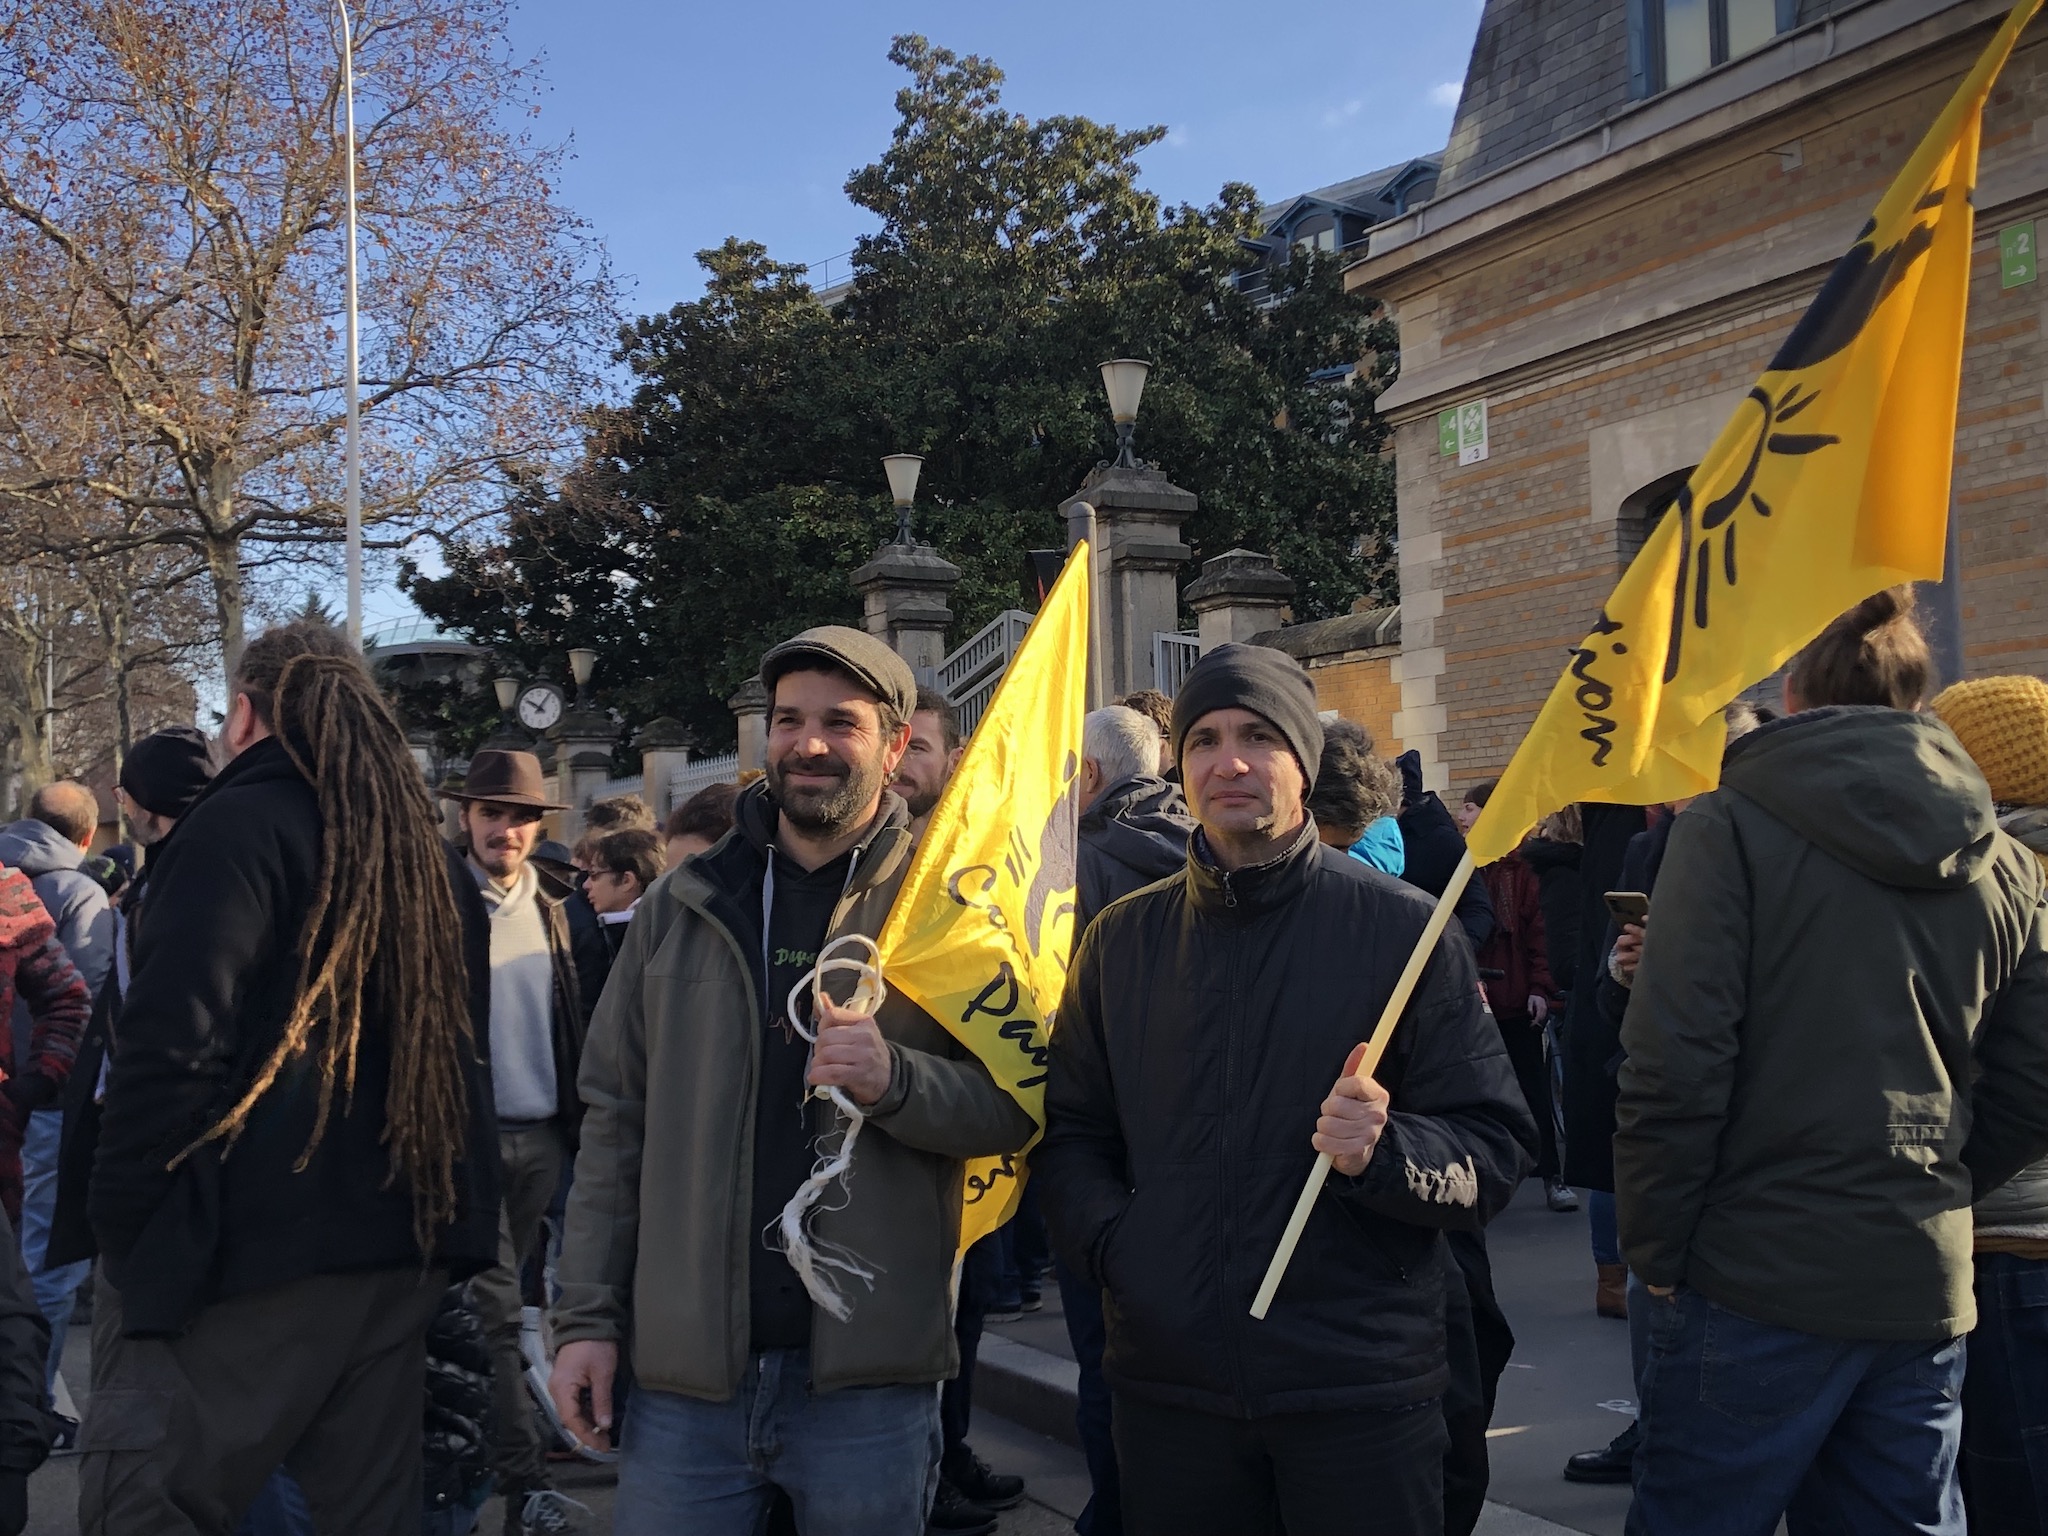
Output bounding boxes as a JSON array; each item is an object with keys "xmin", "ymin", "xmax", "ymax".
[{"xmin": 1604, "ymin": 890, "xmax": 1650, "ymax": 926}]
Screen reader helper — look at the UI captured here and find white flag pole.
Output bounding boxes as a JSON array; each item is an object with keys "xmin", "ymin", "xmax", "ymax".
[{"xmin": 1249, "ymin": 850, "xmax": 1477, "ymax": 1320}]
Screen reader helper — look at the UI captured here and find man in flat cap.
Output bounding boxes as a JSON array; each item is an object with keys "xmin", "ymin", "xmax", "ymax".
[
  {"xmin": 1038, "ymin": 644, "xmax": 1536, "ymax": 1536},
  {"xmin": 549, "ymin": 626, "xmax": 1035, "ymax": 1535}
]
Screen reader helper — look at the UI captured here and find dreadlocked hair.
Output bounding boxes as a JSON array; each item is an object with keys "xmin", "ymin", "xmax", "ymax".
[{"xmin": 177, "ymin": 620, "xmax": 473, "ymax": 1254}]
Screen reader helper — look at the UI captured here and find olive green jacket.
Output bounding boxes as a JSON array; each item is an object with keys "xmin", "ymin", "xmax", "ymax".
[
  {"xmin": 552, "ymin": 786, "xmax": 1036, "ymax": 1396},
  {"xmin": 1616, "ymin": 707, "xmax": 2048, "ymax": 1339}
]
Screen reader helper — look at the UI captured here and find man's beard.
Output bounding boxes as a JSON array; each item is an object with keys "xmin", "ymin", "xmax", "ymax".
[
  {"xmin": 768, "ymin": 747, "xmax": 890, "ymax": 836},
  {"xmin": 896, "ymin": 776, "xmax": 941, "ymax": 820}
]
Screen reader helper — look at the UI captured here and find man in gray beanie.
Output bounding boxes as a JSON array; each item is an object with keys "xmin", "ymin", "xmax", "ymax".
[
  {"xmin": 1039, "ymin": 643, "xmax": 1535, "ymax": 1536},
  {"xmin": 549, "ymin": 623, "xmax": 1034, "ymax": 1536}
]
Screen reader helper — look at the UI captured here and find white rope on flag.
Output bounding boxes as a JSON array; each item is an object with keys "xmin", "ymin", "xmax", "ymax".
[{"xmin": 769, "ymin": 933, "xmax": 888, "ymax": 1321}]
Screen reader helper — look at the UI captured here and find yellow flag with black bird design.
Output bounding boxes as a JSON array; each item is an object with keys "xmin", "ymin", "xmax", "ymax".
[
  {"xmin": 875, "ymin": 545, "xmax": 1091, "ymax": 1257},
  {"xmin": 1467, "ymin": 0, "xmax": 2040, "ymax": 865}
]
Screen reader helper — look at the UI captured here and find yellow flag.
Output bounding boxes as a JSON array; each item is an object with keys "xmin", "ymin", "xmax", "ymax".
[
  {"xmin": 875, "ymin": 544, "xmax": 1091, "ymax": 1256},
  {"xmin": 1468, "ymin": 0, "xmax": 2039, "ymax": 865}
]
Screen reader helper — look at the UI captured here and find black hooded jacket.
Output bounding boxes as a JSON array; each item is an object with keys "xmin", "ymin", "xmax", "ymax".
[
  {"xmin": 1517, "ymin": 837, "xmax": 1583, "ymax": 995},
  {"xmin": 1559, "ymin": 803, "xmax": 1648, "ymax": 1191},
  {"xmin": 1039, "ymin": 819, "xmax": 1536, "ymax": 1418},
  {"xmin": 1076, "ymin": 775, "xmax": 1195, "ymax": 937},
  {"xmin": 1395, "ymin": 751, "xmax": 1496, "ymax": 949},
  {"xmin": 86, "ymin": 737, "xmax": 501, "ymax": 1336}
]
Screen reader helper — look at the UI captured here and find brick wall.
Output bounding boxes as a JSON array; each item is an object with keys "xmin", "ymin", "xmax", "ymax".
[
  {"xmin": 1306, "ymin": 649, "xmax": 1403, "ymax": 752},
  {"xmin": 1389, "ymin": 30, "xmax": 2048, "ymax": 787}
]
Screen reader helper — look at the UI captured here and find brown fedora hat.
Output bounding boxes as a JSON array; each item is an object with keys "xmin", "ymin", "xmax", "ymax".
[{"xmin": 447, "ymin": 749, "xmax": 567, "ymax": 810}]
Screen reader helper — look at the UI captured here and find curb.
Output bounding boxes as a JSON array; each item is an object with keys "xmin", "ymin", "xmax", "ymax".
[{"xmin": 975, "ymin": 1334, "xmax": 1081, "ymax": 1448}]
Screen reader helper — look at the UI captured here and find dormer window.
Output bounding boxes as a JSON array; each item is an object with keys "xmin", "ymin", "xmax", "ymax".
[
  {"xmin": 1292, "ymin": 214, "xmax": 1338, "ymax": 255},
  {"xmin": 1635, "ymin": 0, "xmax": 1791, "ymax": 95}
]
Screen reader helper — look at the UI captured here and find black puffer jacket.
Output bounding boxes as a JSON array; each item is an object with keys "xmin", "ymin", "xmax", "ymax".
[
  {"xmin": 423, "ymin": 1284, "xmax": 495, "ymax": 1518},
  {"xmin": 1040, "ymin": 821, "xmax": 1536, "ymax": 1417},
  {"xmin": 1076, "ymin": 774, "xmax": 1194, "ymax": 936},
  {"xmin": 89, "ymin": 737, "xmax": 502, "ymax": 1336}
]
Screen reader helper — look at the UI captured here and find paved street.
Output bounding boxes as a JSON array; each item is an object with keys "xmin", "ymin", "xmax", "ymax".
[{"xmin": 25, "ymin": 1179, "xmax": 1634, "ymax": 1535}]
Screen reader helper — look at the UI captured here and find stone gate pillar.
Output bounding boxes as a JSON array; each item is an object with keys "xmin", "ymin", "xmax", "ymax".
[
  {"xmin": 728, "ymin": 678, "xmax": 769, "ymax": 774},
  {"xmin": 1184, "ymin": 549, "xmax": 1295, "ymax": 652},
  {"xmin": 850, "ymin": 541, "xmax": 963, "ymax": 677},
  {"xmin": 547, "ymin": 706, "xmax": 619, "ymax": 845},
  {"xmin": 1059, "ymin": 462, "xmax": 1194, "ymax": 698},
  {"xmin": 635, "ymin": 715, "xmax": 693, "ymax": 822}
]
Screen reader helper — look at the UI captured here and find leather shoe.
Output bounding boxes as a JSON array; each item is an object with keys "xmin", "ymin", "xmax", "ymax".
[
  {"xmin": 1595, "ymin": 1262, "xmax": 1628, "ymax": 1318},
  {"xmin": 925, "ymin": 1479, "xmax": 998, "ymax": 1535},
  {"xmin": 1564, "ymin": 1419, "xmax": 1639, "ymax": 1484},
  {"xmin": 943, "ymin": 1447, "xmax": 1025, "ymax": 1511}
]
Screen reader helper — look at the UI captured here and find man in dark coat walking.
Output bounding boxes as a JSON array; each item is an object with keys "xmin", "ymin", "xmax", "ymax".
[
  {"xmin": 1058, "ymin": 704, "xmax": 1197, "ymax": 1536},
  {"xmin": 82, "ymin": 621, "xmax": 501, "ymax": 1534},
  {"xmin": 1040, "ymin": 645, "xmax": 1535, "ymax": 1536}
]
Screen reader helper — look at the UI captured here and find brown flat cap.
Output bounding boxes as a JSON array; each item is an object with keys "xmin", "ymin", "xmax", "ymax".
[
  {"xmin": 760, "ymin": 625, "xmax": 918, "ymax": 721},
  {"xmin": 446, "ymin": 749, "xmax": 567, "ymax": 810}
]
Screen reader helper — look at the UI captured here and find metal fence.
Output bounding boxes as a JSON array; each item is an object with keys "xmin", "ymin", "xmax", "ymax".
[
  {"xmin": 937, "ymin": 609, "xmax": 1034, "ymax": 736},
  {"xmin": 669, "ymin": 751, "xmax": 740, "ymax": 806},
  {"xmin": 1152, "ymin": 632, "xmax": 1201, "ymax": 697}
]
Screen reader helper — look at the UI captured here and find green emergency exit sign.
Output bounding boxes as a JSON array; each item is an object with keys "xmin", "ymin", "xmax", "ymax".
[{"xmin": 2001, "ymin": 221, "xmax": 2036, "ymax": 288}]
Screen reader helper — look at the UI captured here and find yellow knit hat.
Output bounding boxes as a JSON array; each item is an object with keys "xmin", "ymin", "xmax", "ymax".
[{"xmin": 1930, "ymin": 675, "xmax": 2048, "ymax": 805}]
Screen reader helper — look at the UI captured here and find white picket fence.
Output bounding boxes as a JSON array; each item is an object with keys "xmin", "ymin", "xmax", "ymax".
[
  {"xmin": 670, "ymin": 750, "xmax": 741, "ymax": 805},
  {"xmin": 1152, "ymin": 632, "xmax": 1200, "ymax": 697}
]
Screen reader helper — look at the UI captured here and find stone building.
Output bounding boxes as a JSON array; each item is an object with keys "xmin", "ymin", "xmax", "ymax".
[{"xmin": 1352, "ymin": 0, "xmax": 2048, "ymax": 793}]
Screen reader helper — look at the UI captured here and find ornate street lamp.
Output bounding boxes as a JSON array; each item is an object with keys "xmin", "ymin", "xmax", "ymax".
[
  {"xmin": 493, "ymin": 675, "xmax": 519, "ymax": 721},
  {"xmin": 1098, "ymin": 358, "xmax": 1152, "ymax": 469},
  {"xmin": 568, "ymin": 648, "xmax": 598, "ymax": 706},
  {"xmin": 882, "ymin": 453, "xmax": 924, "ymax": 546}
]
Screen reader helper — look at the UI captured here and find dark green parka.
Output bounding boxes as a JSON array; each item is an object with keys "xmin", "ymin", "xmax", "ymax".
[{"xmin": 1616, "ymin": 706, "xmax": 2048, "ymax": 1340}]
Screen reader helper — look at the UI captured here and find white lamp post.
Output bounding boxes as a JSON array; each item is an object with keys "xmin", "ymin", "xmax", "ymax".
[
  {"xmin": 337, "ymin": 0, "xmax": 363, "ymax": 648},
  {"xmin": 882, "ymin": 453, "xmax": 924, "ymax": 546},
  {"xmin": 1099, "ymin": 358, "xmax": 1152, "ymax": 468}
]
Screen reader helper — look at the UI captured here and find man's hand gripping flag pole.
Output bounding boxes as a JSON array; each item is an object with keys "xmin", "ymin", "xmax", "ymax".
[{"xmin": 1251, "ymin": 0, "xmax": 2040, "ymax": 1318}]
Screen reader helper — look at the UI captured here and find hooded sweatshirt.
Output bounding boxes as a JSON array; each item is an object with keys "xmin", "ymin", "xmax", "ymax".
[
  {"xmin": 1076, "ymin": 775, "xmax": 1195, "ymax": 937},
  {"xmin": 0, "ymin": 821, "xmax": 112, "ymax": 1081},
  {"xmin": 1615, "ymin": 707, "xmax": 2048, "ymax": 1340}
]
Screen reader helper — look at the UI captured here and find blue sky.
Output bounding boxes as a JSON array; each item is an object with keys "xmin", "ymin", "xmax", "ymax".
[
  {"xmin": 500, "ymin": 0, "xmax": 1485, "ymax": 319},
  {"xmin": 357, "ymin": 0, "xmax": 1484, "ymax": 632}
]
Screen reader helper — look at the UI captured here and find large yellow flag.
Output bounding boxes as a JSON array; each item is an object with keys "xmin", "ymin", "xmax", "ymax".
[
  {"xmin": 875, "ymin": 545, "xmax": 1091, "ymax": 1256},
  {"xmin": 1468, "ymin": 0, "xmax": 2040, "ymax": 865}
]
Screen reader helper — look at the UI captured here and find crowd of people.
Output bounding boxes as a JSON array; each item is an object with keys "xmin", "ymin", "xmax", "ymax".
[{"xmin": 0, "ymin": 587, "xmax": 2037, "ymax": 1536}]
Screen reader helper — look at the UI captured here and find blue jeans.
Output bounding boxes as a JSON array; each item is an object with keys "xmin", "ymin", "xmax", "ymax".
[
  {"xmin": 615, "ymin": 1351, "xmax": 940, "ymax": 1536},
  {"xmin": 1630, "ymin": 1286, "xmax": 1965, "ymax": 1536},
  {"xmin": 1962, "ymin": 1251, "xmax": 2048, "ymax": 1533},
  {"xmin": 234, "ymin": 1469, "xmax": 314, "ymax": 1536},
  {"xmin": 1587, "ymin": 1189, "xmax": 1620, "ymax": 1266},
  {"xmin": 20, "ymin": 1107, "xmax": 89, "ymax": 1404},
  {"xmin": 1055, "ymin": 1258, "xmax": 1121, "ymax": 1536}
]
